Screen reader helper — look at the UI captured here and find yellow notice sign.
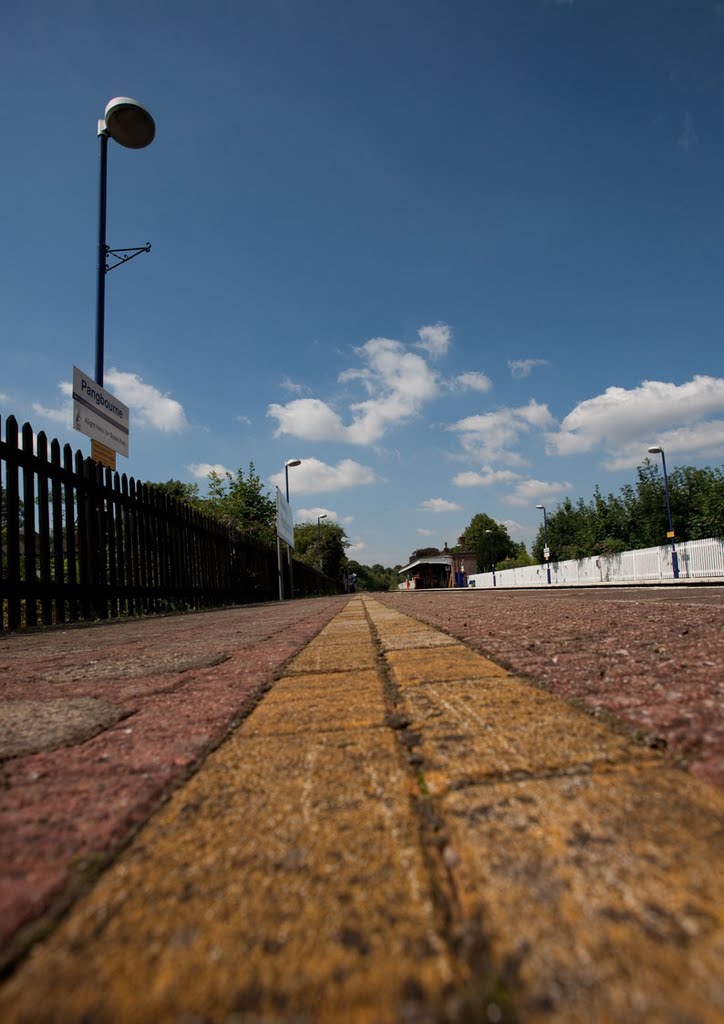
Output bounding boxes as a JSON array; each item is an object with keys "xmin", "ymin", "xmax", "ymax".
[
  {"xmin": 666, "ymin": 530, "xmax": 675, "ymax": 539},
  {"xmin": 91, "ymin": 439, "xmax": 117, "ymax": 471}
]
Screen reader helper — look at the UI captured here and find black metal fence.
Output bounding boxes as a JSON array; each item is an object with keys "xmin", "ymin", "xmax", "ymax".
[{"xmin": 0, "ymin": 415, "xmax": 339, "ymax": 631}]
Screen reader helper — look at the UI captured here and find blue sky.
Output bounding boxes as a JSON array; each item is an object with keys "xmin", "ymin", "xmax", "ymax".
[{"xmin": 2, "ymin": 0, "xmax": 723, "ymax": 567}]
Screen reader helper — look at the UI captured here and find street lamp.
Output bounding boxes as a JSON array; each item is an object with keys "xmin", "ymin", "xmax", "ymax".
[
  {"xmin": 484, "ymin": 528, "xmax": 497, "ymax": 588},
  {"xmin": 535, "ymin": 504, "xmax": 552, "ymax": 585},
  {"xmin": 95, "ymin": 97, "xmax": 155, "ymax": 386},
  {"xmin": 284, "ymin": 459, "xmax": 301, "ymax": 502},
  {"xmin": 648, "ymin": 446, "xmax": 679, "ymax": 579},
  {"xmin": 283, "ymin": 459, "xmax": 301, "ymax": 598},
  {"xmin": 317, "ymin": 513, "xmax": 327, "ymax": 572}
]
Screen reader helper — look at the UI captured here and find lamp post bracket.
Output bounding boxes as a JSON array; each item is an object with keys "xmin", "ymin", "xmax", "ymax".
[{"xmin": 104, "ymin": 243, "xmax": 152, "ymax": 272}]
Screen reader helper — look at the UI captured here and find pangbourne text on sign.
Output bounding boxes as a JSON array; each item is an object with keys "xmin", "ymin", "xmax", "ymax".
[{"xmin": 72, "ymin": 367, "xmax": 129, "ymax": 458}]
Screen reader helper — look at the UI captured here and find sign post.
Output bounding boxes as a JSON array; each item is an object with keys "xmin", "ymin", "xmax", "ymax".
[{"xmin": 276, "ymin": 487, "xmax": 295, "ymax": 601}]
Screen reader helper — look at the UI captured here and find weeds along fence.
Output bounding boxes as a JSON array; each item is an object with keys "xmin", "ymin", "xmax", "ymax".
[{"xmin": 1, "ymin": 415, "xmax": 338, "ymax": 631}]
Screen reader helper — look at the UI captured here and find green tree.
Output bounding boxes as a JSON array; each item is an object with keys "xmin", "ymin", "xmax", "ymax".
[
  {"xmin": 497, "ymin": 542, "xmax": 533, "ymax": 571},
  {"xmin": 203, "ymin": 463, "xmax": 277, "ymax": 545},
  {"xmin": 148, "ymin": 479, "xmax": 201, "ymax": 505},
  {"xmin": 294, "ymin": 520, "xmax": 349, "ymax": 579},
  {"xmin": 461, "ymin": 514, "xmax": 517, "ymax": 572},
  {"xmin": 346, "ymin": 559, "xmax": 397, "ymax": 591},
  {"xmin": 668, "ymin": 465, "xmax": 724, "ymax": 540},
  {"xmin": 530, "ymin": 460, "xmax": 724, "ymax": 562},
  {"xmin": 409, "ymin": 547, "xmax": 441, "ymax": 561},
  {"xmin": 532, "ymin": 497, "xmax": 592, "ymax": 562}
]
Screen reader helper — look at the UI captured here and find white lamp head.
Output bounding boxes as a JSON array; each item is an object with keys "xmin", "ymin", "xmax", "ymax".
[{"xmin": 103, "ymin": 97, "xmax": 155, "ymax": 149}]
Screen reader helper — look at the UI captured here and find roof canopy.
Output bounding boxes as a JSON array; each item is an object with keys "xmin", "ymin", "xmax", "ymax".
[{"xmin": 398, "ymin": 555, "xmax": 452, "ymax": 575}]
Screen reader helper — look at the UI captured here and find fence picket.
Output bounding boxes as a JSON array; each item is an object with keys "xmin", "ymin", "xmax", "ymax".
[
  {"xmin": 50, "ymin": 438, "xmax": 66, "ymax": 625},
  {"xmin": 36, "ymin": 432, "xmax": 53, "ymax": 625}
]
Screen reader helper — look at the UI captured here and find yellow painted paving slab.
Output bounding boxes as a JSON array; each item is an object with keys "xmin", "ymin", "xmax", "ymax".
[
  {"xmin": 362, "ymin": 595, "xmax": 724, "ymax": 1022},
  {"xmin": 441, "ymin": 768, "xmax": 724, "ymax": 1023},
  {"xmin": 244, "ymin": 671, "xmax": 384, "ymax": 735},
  {"xmin": 386, "ymin": 645, "xmax": 510, "ymax": 685},
  {"xmin": 400, "ymin": 678, "xmax": 654, "ymax": 788},
  {"xmin": 284, "ymin": 640, "xmax": 378, "ymax": 674}
]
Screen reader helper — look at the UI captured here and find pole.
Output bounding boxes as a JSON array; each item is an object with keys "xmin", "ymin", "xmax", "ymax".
[
  {"xmin": 284, "ymin": 466, "xmax": 294, "ymax": 599},
  {"xmin": 276, "ymin": 536, "xmax": 283, "ymax": 600},
  {"xmin": 542, "ymin": 508, "xmax": 551, "ymax": 585},
  {"xmin": 95, "ymin": 128, "xmax": 109, "ymax": 386},
  {"xmin": 659, "ymin": 450, "xmax": 679, "ymax": 579}
]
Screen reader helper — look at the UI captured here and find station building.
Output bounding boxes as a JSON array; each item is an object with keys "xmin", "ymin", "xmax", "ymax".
[{"xmin": 397, "ymin": 544, "xmax": 478, "ymax": 589}]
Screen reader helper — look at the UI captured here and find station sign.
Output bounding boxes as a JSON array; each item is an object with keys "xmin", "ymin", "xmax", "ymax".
[
  {"xmin": 276, "ymin": 487, "xmax": 295, "ymax": 548},
  {"xmin": 72, "ymin": 367, "xmax": 129, "ymax": 458}
]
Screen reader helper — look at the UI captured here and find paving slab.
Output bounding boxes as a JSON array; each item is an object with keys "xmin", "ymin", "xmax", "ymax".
[
  {"xmin": 1, "ymin": 593, "xmax": 722, "ymax": 1024},
  {"xmin": 440, "ymin": 768, "xmax": 724, "ymax": 1022}
]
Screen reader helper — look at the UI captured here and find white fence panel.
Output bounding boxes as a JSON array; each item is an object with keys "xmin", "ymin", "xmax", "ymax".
[{"xmin": 467, "ymin": 537, "xmax": 724, "ymax": 589}]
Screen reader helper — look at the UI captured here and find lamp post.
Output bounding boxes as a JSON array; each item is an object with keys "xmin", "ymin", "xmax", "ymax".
[
  {"xmin": 284, "ymin": 459, "xmax": 301, "ymax": 502},
  {"xmin": 317, "ymin": 514, "xmax": 327, "ymax": 572},
  {"xmin": 648, "ymin": 446, "xmax": 679, "ymax": 579},
  {"xmin": 95, "ymin": 97, "xmax": 155, "ymax": 386},
  {"xmin": 536, "ymin": 504, "xmax": 552, "ymax": 585},
  {"xmin": 284, "ymin": 460, "xmax": 301, "ymax": 597},
  {"xmin": 484, "ymin": 528, "xmax": 496, "ymax": 588}
]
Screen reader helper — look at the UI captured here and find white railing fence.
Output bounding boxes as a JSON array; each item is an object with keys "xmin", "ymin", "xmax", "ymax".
[{"xmin": 467, "ymin": 537, "xmax": 724, "ymax": 589}]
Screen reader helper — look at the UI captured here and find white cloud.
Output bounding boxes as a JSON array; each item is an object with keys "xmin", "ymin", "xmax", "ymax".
[
  {"xmin": 547, "ymin": 376, "xmax": 724, "ymax": 463},
  {"xmin": 508, "ymin": 358, "xmax": 549, "ymax": 379},
  {"xmin": 105, "ymin": 369, "xmax": 188, "ymax": 432},
  {"xmin": 500, "ymin": 519, "xmax": 527, "ymax": 540},
  {"xmin": 280, "ymin": 376, "xmax": 311, "ymax": 395},
  {"xmin": 187, "ymin": 462, "xmax": 232, "ymax": 479},
  {"xmin": 448, "ymin": 400, "xmax": 554, "ymax": 465},
  {"xmin": 604, "ymin": 420, "xmax": 724, "ymax": 470},
  {"xmin": 419, "ymin": 497, "xmax": 462, "ymax": 513},
  {"xmin": 456, "ymin": 371, "xmax": 493, "ymax": 393},
  {"xmin": 346, "ymin": 538, "xmax": 367, "ymax": 557},
  {"xmin": 32, "ymin": 401, "xmax": 71, "ymax": 426},
  {"xmin": 32, "ymin": 380, "xmax": 73, "ymax": 426},
  {"xmin": 416, "ymin": 322, "xmax": 452, "ymax": 359},
  {"xmin": 341, "ymin": 515, "xmax": 355, "ymax": 525},
  {"xmin": 269, "ymin": 457, "xmax": 376, "ymax": 494},
  {"xmin": 345, "ymin": 337, "xmax": 439, "ymax": 443},
  {"xmin": 453, "ymin": 467, "xmax": 522, "ymax": 487},
  {"xmin": 267, "ymin": 398, "xmax": 346, "ymax": 441},
  {"xmin": 295, "ymin": 507, "xmax": 338, "ymax": 523},
  {"xmin": 268, "ymin": 331, "xmax": 440, "ymax": 445},
  {"xmin": 236, "ymin": 414, "xmax": 252, "ymax": 426},
  {"xmin": 416, "ymin": 528, "xmax": 436, "ymax": 536},
  {"xmin": 504, "ymin": 478, "xmax": 572, "ymax": 506}
]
